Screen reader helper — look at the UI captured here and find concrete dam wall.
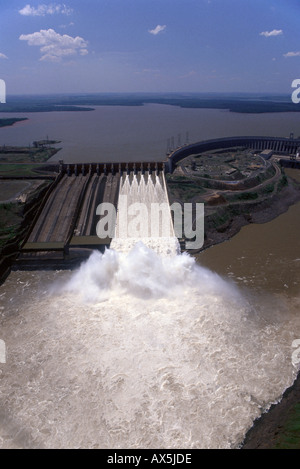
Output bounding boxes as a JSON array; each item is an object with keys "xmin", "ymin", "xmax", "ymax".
[{"xmin": 165, "ymin": 136, "xmax": 300, "ymax": 172}]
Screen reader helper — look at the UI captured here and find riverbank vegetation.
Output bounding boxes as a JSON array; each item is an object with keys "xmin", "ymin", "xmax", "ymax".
[
  {"xmin": 1, "ymin": 93, "xmax": 300, "ymax": 115},
  {"xmin": 0, "ymin": 117, "xmax": 28, "ymax": 128},
  {"xmin": 0, "ymin": 180, "xmax": 52, "ymax": 283},
  {"xmin": 0, "ymin": 142, "xmax": 59, "ymax": 282}
]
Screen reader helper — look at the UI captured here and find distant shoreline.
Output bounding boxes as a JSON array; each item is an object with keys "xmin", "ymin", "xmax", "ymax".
[
  {"xmin": 0, "ymin": 117, "xmax": 28, "ymax": 128},
  {"xmin": 1, "ymin": 93, "xmax": 300, "ymax": 114}
]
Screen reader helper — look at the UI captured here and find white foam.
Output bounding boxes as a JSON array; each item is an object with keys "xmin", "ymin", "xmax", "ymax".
[
  {"xmin": 62, "ymin": 242, "xmax": 231, "ymax": 303},
  {"xmin": 0, "ymin": 240, "xmax": 299, "ymax": 449}
]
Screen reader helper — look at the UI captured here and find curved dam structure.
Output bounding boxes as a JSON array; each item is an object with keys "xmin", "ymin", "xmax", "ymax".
[{"xmin": 165, "ymin": 135, "xmax": 300, "ymax": 172}]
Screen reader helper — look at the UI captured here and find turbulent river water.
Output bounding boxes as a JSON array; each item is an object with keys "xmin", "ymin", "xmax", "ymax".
[
  {"xmin": 1, "ymin": 237, "xmax": 299, "ymax": 449},
  {"xmin": 0, "ymin": 107, "xmax": 300, "ymax": 449}
]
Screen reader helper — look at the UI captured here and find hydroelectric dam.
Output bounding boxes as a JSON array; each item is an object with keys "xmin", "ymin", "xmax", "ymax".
[
  {"xmin": 18, "ymin": 161, "xmax": 168, "ymax": 268},
  {"xmin": 16, "ymin": 134, "xmax": 300, "ymax": 268}
]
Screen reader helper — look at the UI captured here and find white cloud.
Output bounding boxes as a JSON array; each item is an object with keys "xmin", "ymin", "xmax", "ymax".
[
  {"xmin": 179, "ymin": 70, "xmax": 197, "ymax": 79},
  {"xmin": 59, "ymin": 21, "xmax": 75, "ymax": 29},
  {"xmin": 19, "ymin": 29, "xmax": 88, "ymax": 62},
  {"xmin": 0, "ymin": 53, "xmax": 8, "ymax": 59},
  {"xmin": 148, "ymin": 25, "xmax": 166, "ymax": 35},
  {"xmin": 284, "ymin": 51, "xmax": 300, "ymax": 58},
  {"xmin": 260, "ymin": 29, "xmax": 283, "ymax": 37},
  {"xmin": 19, "ymin": 3, "xmax": 73, "ymax": 17},
  {"xmin": 142, "ymin": 69, "xmax": 160, "ymax": 73}
]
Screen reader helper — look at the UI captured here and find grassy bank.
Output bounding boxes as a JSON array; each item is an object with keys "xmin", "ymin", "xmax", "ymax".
[
  {"xmin": 0, "ymin": 202, "xmax": 23, "ymax": 250},
  {"xmin": 0, "ymin": 180, "xmax": 52, "ymax": 284},
  {"xmin": 0, "ymin": 180, "xmax": 51, "ymax": 249},
  {"xmin": 0, "ymin": 142, "xmax": 59, "ymax": 282},
  {"xmin": 274, "ymin": 404, "xmax": 300, "ymax": 449},
  {"xmin": 0, "ymin": 142, "xmax": 61, "ymax": 177}
]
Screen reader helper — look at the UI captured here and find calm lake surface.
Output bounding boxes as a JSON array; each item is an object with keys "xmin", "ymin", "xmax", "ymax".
[
  {"xmin": 0, "ymin": 105, "xmax": 300, "ymax": 449},
  {"xmin": 1, "ymin": 104, "xmax": 300, "ymax": 162}
]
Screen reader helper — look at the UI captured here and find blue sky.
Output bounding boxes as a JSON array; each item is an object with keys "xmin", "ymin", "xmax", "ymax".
[{"xmin": 0, "ymin": 0, "xmax": 300, "ymax": 95}]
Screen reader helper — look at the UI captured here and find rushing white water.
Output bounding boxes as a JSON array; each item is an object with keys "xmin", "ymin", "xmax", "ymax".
[
  {"xmin": 111, "ymin": 172, "xmax": 179, "ymax": 256},
  {"xmin": 0, "ymin": 243, "xmax": 299, "ymax": 449}
]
